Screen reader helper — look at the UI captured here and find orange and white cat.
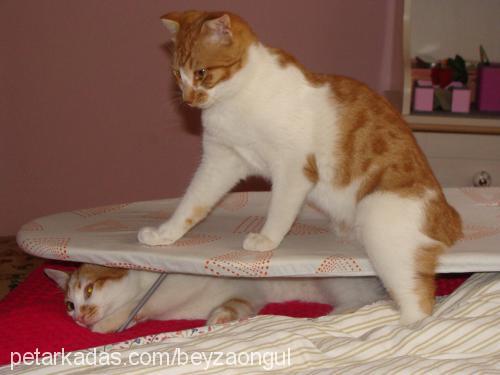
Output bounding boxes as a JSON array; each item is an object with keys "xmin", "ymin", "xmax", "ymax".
[
  {"xmin": 138, "ymin": 11, "xmax": 462, "ymax": 325},
  {"xmin": 45, "ymin": 264, "xmax": 385, "ymax": 333}
]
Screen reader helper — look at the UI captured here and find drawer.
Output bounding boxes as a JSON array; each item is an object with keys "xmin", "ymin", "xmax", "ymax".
[{"xmin": 414, "ymin": 132, "xmax": 500, "ymax": 187}]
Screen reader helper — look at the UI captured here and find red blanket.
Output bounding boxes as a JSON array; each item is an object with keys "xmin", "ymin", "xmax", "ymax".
[{"xmin": 0, "ymin": 262, "xmax": 468, "ymax": 365}]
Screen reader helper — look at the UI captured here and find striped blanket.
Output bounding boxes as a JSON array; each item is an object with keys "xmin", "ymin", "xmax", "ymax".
[{"xmin": 6, "ymin": 273, "xmax": 500, "ymax": 374}]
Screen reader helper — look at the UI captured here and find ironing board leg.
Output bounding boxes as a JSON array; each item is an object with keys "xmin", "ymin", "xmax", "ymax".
[{"xmin": 116, "ymin": 272, "xmax": 168, "ymax": 333}]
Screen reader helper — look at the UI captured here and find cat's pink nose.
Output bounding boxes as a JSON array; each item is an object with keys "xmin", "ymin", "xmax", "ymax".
[
  {"xmin": 183, "ymin": 95, "xmax": 194, "ymax": 106},
  {"xmin": 76, "ymin": 315, "xmax": 87, "ymax": 325},
  {"xmin": 182, "ymin": 89, "xmax": 196, "ymax": 105}
]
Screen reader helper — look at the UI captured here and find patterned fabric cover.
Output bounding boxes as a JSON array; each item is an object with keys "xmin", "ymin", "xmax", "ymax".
[{"xmin": 16, "ymin": 187, "xmax": 500, "ymax": 276}]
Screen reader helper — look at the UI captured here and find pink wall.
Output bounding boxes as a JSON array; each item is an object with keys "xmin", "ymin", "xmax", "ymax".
[{"xmin": 0, "ymin": 0, "xmax": 403, "ymax": 235}]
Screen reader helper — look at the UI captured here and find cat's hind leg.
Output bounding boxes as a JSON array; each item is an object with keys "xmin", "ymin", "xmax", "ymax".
[
  {"xmin": 356, "ymin": 192, "xmax": 443, "ymax": 325},
  {"xmin": 206, "ymin": 298, "xmax": 255, "ymax": 326}
]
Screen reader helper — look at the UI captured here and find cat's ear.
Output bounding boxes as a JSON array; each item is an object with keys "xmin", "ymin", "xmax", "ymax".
[
  {"xmin": 44, "ymin": 268, "xmax": 70, "ymax": 291},
  {"xmin": 202, "ymin": 14, "xmax": 232, "ymax": 45},
  {"xmin": 160, "ymin": 12, "xmax": 181, "ymax": 40}
]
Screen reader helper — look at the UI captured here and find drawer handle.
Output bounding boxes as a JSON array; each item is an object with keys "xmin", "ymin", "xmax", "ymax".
[{"xmin": 473, "ymin": 171, "xmax": 492, "ymax": 187}]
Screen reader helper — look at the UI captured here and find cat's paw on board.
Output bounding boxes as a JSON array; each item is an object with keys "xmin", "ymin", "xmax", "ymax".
[
  {"xmin": 138, "ymin": 226, "xmax": 181, "ymax": 246},
  {"xmin": 243, "ymin": 233, "xmax": 278, "ymax": 252}
]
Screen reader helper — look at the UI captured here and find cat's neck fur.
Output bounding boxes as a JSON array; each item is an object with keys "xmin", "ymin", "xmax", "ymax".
[
  {"xmin": 202, "ymin": 42, "xmax": 335, "ymax": 179},
  {"xmin": 203, "ymin": 42, "xmax": 326, "ymax": 113}
]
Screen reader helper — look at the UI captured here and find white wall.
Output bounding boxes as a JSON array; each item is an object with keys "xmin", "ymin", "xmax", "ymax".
[{"xmin": 410, "ymin": 0, "xmax": 500, "ymax": 62}]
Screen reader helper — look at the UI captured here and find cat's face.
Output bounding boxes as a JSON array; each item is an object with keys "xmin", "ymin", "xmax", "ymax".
[
  {"xmin": 45, "ymin": 265, "xmax": 129, "ymax": 330},
  {"xmin": 161, "ymin": 11, "xmax": 256, "ymax": 109}
]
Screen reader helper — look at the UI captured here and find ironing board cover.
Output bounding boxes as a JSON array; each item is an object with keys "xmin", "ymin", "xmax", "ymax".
[{"xmin": 17, "ymin": 187, "xmax": 500, "ymax": 277}]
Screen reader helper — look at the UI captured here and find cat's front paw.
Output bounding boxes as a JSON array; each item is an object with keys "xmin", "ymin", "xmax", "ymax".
[
  {"xmin": 91, "ymin": 318, "xmax": 136, "ymax": 334},
  {"xmin": 138, "ymin": 227, "xmax": 164, "ymax": 246},
  {"xmin": 138, "ymin": 226, "xmax": 179, "ymax": 246},
  {"xmin": 90, "ymin": 323, "xmax": 112, "ymax": 334},
  {"xmin": 243, "ymin": 233, "xmax": 277, "ymax": 252}
]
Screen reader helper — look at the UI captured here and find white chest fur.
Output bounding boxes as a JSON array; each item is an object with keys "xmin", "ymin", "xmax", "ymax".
[{"xmin": 201, "ymin": 44, "xmax": 338, "ymax": 179}]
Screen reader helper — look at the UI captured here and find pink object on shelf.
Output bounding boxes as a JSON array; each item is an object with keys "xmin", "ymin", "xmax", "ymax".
[
  {"xmin": 477, "ymin": 64, "xmax": 500, "ymax": 112},
  {"xmin": 417, "ymin": 79, "xmax": 433, "ymax": 86},
  {"xmin": 413, "ymin": 81, "xmax": 434, "ymax": 112},
  {"xmin": 447, "ymin": 81, "xmax": 464, "ymax": 89},
  {"xmin": 451, "ymin": 88, "xmax": 471, "ymax": 113}
]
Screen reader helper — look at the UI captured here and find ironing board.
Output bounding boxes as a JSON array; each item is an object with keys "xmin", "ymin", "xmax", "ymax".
[{"xmin": 17, "ymin": 187, "xmax": 500, "ymax": 330}]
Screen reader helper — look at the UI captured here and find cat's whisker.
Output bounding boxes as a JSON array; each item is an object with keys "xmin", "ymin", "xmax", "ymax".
[{"xmin": 167, "ymin": 91, "xmax": 184, "ymax": 106}]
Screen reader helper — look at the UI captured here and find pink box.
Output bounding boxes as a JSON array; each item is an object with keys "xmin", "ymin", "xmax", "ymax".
[
  {"xmin": 477, "ymin": 64, "xmax": 500, "ymax": 112},
  {"xmin": 413, "ymin": 81, "xmax": 434, "ymax": 112},
  {"xmin": 451, "ymin": 88, "xmax": 471, "ymax": 113}
]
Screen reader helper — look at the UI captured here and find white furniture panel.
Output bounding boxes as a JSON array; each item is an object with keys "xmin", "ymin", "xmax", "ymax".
[{"xmin": 415, "ymin": 132, "xmax": 500, "ymax": 187}]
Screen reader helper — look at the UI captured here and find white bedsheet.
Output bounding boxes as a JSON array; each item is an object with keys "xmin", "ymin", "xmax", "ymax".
[
  {"xmin": 17, "ymin": 187, "xmax": 500, "ymax": 276},
  {"xmin": 6, "ymin": 273, "xmax": 500, "ymax": 374}
]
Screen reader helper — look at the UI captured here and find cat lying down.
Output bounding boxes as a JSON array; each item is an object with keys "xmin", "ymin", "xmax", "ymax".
[{"xmin": 45, "ymin": 264, "xmax": 386, "ymax": 334}]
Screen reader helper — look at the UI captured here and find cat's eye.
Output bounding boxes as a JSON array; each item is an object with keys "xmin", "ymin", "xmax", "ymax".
[
  {"xmin": 66, "ymin": 301, "xmax": 74, "ymax": 312},
  {"xmin": 194, "ymin": 68, "xmax": 207, "ymax": 81},
  {"xmin": 172, "ymin": 69, "xmax": 180, "ymax": 79},
  {"xmin": 85, "ymin": 284, "xmax": 94, "ymax": 299}
]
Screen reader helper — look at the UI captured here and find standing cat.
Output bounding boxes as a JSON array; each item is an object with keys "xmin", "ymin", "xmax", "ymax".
[
  {"xmin": 138, "ymin": 11, "xmax": 462, "ymax": 324},
  {"xmin": 45, "ymin": 264, "xmax": 386, "ymax": 333}
]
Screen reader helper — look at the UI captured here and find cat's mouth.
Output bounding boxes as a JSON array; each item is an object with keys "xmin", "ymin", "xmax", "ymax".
[
  {"xmin": 76, "ymin": 314, "xmax": 102, "ymax": 328},
  {"xmin": 189, "ymin": 101, "xmax": 211, "ymax": 109},
  {"xmin": 84, "ymin": 319, "xmax": 103, "ymax": 331},
  {"xmin": 184, "ymin": 98, "xmax": 211, "ymax": 109},
  {"xmin": 181, "ymin": 89, "xmax": 212, "ymax": 109}
]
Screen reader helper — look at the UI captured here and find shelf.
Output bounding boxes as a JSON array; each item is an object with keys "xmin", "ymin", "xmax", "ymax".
[
  {"xmin": 406, "ymin": 113, "xmax": 500, "ymax": 134},
  {"xmin": 402, "ymin": 0, "xmax": 500, "ymax": 135},
  {"xmin": 384, "ymin": 91, "xmax": 500, "ymax": 134}
]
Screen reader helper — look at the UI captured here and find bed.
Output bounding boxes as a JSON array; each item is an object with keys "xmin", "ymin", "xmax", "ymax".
[
  {"xmin": 5, "ymin": 187, "xmax": 500, "ymax": 373},
  {"xmin": 5, "ymin": 273, "xmax": 500, "ymax": 373}
]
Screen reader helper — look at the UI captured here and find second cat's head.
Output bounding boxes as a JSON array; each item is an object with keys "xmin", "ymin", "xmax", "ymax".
[
  {"xmin": 161, "ymin": 11, "xmax": 257, "ymax": 109},
  {"xmin": 45, "ymin": 265, "xmax": 131, "ymax": 330}
]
